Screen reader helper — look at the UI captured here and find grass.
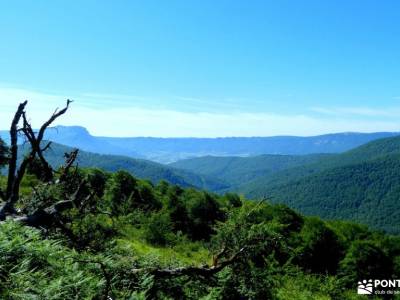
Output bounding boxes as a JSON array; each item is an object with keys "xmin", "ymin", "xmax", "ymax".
[{"xmin": 117, "ymin": 225, "xmax": 210, "ymax": 266}]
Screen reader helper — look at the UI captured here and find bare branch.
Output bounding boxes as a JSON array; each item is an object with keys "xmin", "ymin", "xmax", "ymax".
[
  {"xmin": 78, "ymin": 191, "xmax": 96, "ymax": 213},
  {"xmin": 36, "ymin": 99, "xmax": 72, "ymax": 143},
  {"xmin": 41, "ymin": 141, "xmax": 52, "ymax": 152},
  {"xmin": 59, "ymin": 149, "xmax": 79, "ymax": 181},
  {"xmin": 21, "ymin": 112, "xmax": 35, "ymax": 145},
  {"xmin": 6, "ymin": 100, "xmax": 27, "ymax": 199}
]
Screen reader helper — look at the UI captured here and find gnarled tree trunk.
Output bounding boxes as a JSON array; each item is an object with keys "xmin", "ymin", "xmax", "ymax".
[{"xmin": 0, "ymin": 100, "xmax": 74, "ymax": 222}]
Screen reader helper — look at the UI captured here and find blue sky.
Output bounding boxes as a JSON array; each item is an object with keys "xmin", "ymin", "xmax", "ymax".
[{"xmin": 1, "ymin": 0, "xmax": 400, "ymax": 137}]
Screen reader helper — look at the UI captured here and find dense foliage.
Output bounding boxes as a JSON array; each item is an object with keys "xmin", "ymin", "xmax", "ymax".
[
  {"xmin": 173, "ymin": 136, "xmax": 400, "ymax": 234},
  {"xmin": 0, "ymin": 162, "xmax": 399, "ymax": 299},
  {"xmin": 257, "ymin": 154, "xmax": 400, "ymax": 234}
]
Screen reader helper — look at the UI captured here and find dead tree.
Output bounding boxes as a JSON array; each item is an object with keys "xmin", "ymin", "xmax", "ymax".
[{"xmin": 0, "ymin": 100, "xmax": 77, "ymax": 224}]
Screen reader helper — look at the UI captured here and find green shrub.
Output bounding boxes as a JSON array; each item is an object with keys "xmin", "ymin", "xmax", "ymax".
[
  {"xmin": 339, "ymin": 240, "xmax": 393, "ymax": 286},
  {"xmin": 143, "ymin": 212, "xmax": 174, "ymax": 246}
]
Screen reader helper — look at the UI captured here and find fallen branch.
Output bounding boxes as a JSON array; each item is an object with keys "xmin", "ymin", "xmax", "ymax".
[{"xmin": 132, "ymin": 246, "xmax": 247, "ymax": 279}]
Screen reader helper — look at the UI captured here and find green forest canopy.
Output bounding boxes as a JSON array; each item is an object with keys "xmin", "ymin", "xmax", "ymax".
[{"xmin": 172, "ymin": 136, "xmax": 400, "ymax": 234}]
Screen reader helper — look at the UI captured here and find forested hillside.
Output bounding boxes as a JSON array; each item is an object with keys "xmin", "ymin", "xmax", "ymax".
[
  {"xmin": 173, "ymin": 135, "xmax": 400, "ymax": 192},
  {"xmin": 235, "ymin": 137, "xmax": 400, "ymax": 234},
  {"xmin": 15, "ymin": 142, "xmax": 227, "ymax": 192},
  {"xmin": 172, "ymin": 136, "xmax": 400, "ymax": 234},
  {"xmin": 248, "ymin": 154, "xmax": 400, "ymax": 234},
  {"xmin": 170, "ymin": 153, "xmax": 331, "ymax": 187}
]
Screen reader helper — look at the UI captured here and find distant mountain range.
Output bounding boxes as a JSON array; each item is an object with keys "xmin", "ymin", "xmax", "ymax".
[{"xmin": 1, "ymin": 125, "xmax": 398, "ymax": 163}]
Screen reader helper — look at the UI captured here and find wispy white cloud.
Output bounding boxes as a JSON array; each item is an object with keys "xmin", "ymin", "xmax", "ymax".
[
  {"xmin": 1, "ymin": 86, "xmax": 400, "ymax": 137},
  {"xmin": 79, "ymin": 92, "xmax": 250, "ymax": 112},
  {"xmin": 311, "ymin": 106, "xmax": 400, "ymax": 118}
]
